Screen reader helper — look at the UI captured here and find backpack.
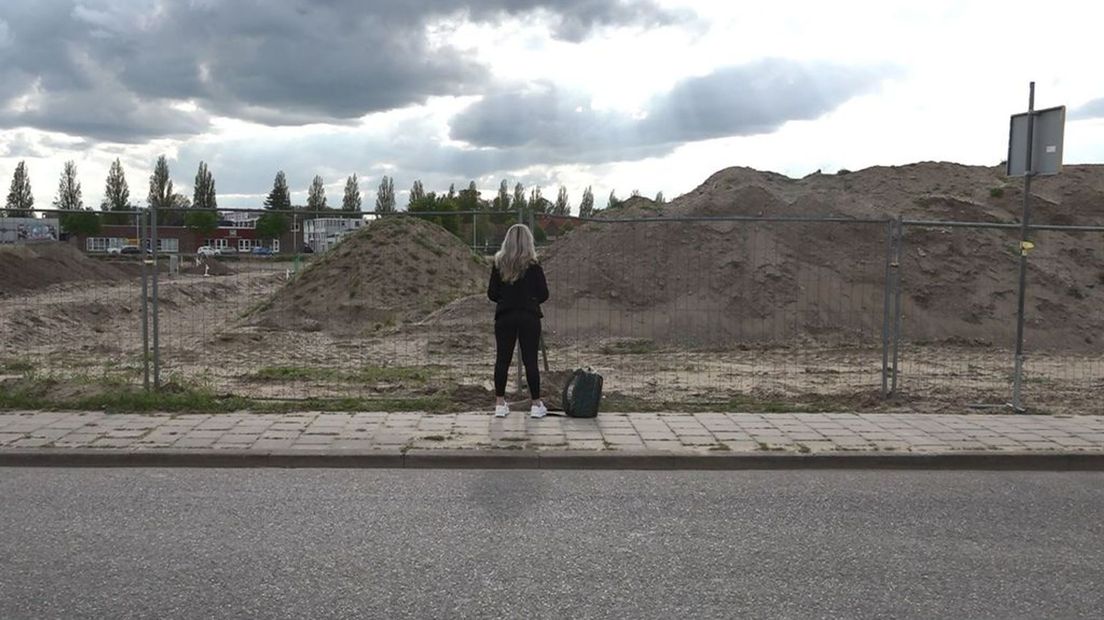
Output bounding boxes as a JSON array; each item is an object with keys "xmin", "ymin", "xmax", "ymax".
[{"xmin": 562, "ymin": 368, "xmax": 604, "ymax": 418}]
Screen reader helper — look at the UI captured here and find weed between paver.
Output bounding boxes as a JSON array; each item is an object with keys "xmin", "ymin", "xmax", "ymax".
[{"xmin": 757, "ymin": 442, "xmax": 785, "ymax": 452}]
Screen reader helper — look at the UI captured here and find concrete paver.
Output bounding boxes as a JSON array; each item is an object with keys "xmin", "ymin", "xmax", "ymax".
[{"xmin": 0, "ymin": 411, "xmax": 1103, "ymax": 467}]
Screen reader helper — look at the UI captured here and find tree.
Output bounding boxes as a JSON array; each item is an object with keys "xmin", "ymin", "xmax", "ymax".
[
  {"xmin": 375, "ymin": 175, "xmax": 395, "ymax": 213},
  {"xmin": 307, "ymin": 175, "xmax": 327, "ymax": 211},
  {"xmin": 608, "ymin": 189, "xmax": 621, "ymax": 210},
  {"xmin": 493, "ymin": 179, "xmax": 510, "ymax": 210},
  {"xmin": 554, "ymin": 186, "xmax": 570, "ymax": 216},
  {"xmin": 631, "ymin": 189, "xmax": 641, "ymax": 197},
  {"xmin": 489, "ymin": 179, "xmax": 511, "ymax": 225},
  {"xmin": 457, "ymin": 180, "xmax": 481, "ymax": 210},
  {"xmin": 192, "ymin": 162, "xmax": 217, "ymax": 211},
  {"xmin": 148, "ymin": 155, "xmax": 187, "ymax": 225},
  {"xmin": 512, "ymin": 182, "xmax": 526, "ymax": 214},
  {"xmin": 148, "ymin": 155, "xmax": 173, "ymax": 209},
  {"xmin": 185, "ymin": 209, "xmax": 219, "ymax": 238},
  {"xmin": 54, "ymin": 161, "xmax": 100, "ymax": 236},
  {"xmin": 408, "ymin": 180, "xmax": 425, "ymax": 209},
  {"xmin": 447, "ymin": 183, "xmax": 456, "ymax": 201},
  {"xmin": 342, "ymin": 174, "xmax": 362, "ymax": 217},
  {"xmin": 528, "ymin": 186, "xmax": 543, "ymax": 211},
  {"xmin": 655, "ymin": 191, "xmax": 666, "ymax": 204},
  {"xmin": 53, "ymin": 160, "xmax": 83, "ymax": 211},
  {"xmin": 5, "ymin": 160, "xmax": 34, "ymax": 217},
  {"xmin": 579, "ymin": 186, "xmax": 595, "ymax": 218},
  {"xmin": 101, "ymin": 158, "xmax": 131, "ymax": 224},
  {"xmin": 255, "ymin": 212, "xmax": 288, "ymax": 240},
  {"xmin": 259, "ymin": 170, "xmax": 291, "ymax": 241},
  {"xmin": 263, "ymin": 170, "xmax": 291, "ymax": 211}
]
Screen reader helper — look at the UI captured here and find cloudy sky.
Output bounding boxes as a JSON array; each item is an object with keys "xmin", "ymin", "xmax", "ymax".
[{"xmin": 1, "ymin": 0, "xmax": 1102, "ymax": 212}]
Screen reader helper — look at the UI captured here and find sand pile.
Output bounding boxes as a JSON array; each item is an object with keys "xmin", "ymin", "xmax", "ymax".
[
  {"xmin": 533, "ymin": 162, "xmax": 1104, "ymax": 350},
  {"xmin": 252, "ymin": 216, "xmax": 490, "ymax": 333},
  {"xmin": 0, "ymin": 242, "xmax": 128, "ymax": 296}
]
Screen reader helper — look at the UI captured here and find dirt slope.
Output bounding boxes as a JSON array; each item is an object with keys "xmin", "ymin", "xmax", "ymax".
[
  {"xmin": 252, "ymin": 216, "xmax": 490, "ymax": 333},
  {"xmin": 0, "ymin": 242, "xmax": 128, "ymax": 296},
  {"xmin": 536, "ymin": 162, "xmax": 1104, "ymax": 351}
]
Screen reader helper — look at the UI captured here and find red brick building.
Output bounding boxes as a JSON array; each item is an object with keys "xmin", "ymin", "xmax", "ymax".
[{"xmin": 75, "ymin": 214, "xmax": 301, "ymax": 255}]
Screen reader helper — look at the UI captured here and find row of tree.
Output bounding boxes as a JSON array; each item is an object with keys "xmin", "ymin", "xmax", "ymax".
[{"xmin": 3, "ymin": 158, "xmax": 664, "ymax": 241}]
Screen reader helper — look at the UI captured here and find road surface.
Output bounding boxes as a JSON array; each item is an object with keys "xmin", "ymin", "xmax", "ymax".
[{"xmin": 1, "ymin": 469, "xmax": 1101, "ymax": 619}]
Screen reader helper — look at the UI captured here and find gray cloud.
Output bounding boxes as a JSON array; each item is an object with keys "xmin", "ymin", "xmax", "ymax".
[
  {"xmin": 169, "ymin": 59, "xmax": 888, "ymax": 207},
  {"xmin": 450, "ymin": 59, "xmax": 890, "ymax": 161},
  {"xmin": 0, "ymin": 0, "xmax": 688, "ymax": 140},
  {"xmin": 1071, "ymin": 98, "xmax": 1104, "ymax": 120}
]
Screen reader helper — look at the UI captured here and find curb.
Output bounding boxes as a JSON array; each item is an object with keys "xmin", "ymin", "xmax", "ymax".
[{"xmin": 1, "ymin": 449, "xmax": 1103, "ymax": 471}]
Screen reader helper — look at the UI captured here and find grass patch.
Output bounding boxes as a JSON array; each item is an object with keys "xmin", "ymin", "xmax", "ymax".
[
  {"xmin": 0, "ymin": 381, "xmax": 252, "ymax": 414},
  {"xmin": 249, "ymin": 365, "xmax": 437, "ymax": 384},
  {"xmin": 0, "ymin": 375, "xmax": 451, "ymax": 414},
  {"xmin": 598, "ymin": 392, "xmax": 851, "ymax": 414},
  {"xmin": 355, "ymin": 366, "xmax": 436, "ymax": 383},
  {"xmin": 421, "ymin": 435, "xmax": 448, "ymax": 442},
  {"xmin": 1, "ymin": 359, "xmax": 35, "ymax": 373}
]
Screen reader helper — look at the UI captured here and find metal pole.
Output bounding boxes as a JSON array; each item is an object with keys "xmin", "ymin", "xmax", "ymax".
[
  {"xmin": 881, "ymin": 218, "xmax": 894, "ymax": 397},
  {"xmin": 139, "ymin": 209, "xmax": 150, "ymax": 392},
  {"xmin": 472, "ymin": 212, "xmax": 477, "ymax": 250},
  {"xmin": 151, "ymin": 200, "xmax": 161, "ymax": 390},
  {"xmin": 1012, "ymin": 81, "xmax": 1036, "ymax": 412},
  {"xmin": 890, "ymin": 217, "xmax": 904, "ymax": 394}
]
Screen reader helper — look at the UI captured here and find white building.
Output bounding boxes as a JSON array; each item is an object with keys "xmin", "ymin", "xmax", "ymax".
[{"xmin": 304, "ymin": 217, "xmax": 366, "ymax": 253}]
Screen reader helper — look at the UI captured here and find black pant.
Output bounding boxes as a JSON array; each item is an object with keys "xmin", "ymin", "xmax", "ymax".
[{"xmin": 494, "ymin": 311, "xmax": 541, "ymax": 399}]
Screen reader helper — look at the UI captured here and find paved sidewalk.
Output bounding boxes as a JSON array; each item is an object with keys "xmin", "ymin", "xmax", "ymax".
[{"xmin": 2, "ymin": 410, "xmax": 1104, "ymax": 469}]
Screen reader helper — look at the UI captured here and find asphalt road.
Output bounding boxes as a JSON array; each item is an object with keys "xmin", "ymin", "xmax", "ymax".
[{"xmin": 1, "ymin": 469, "xmax": 1101, "ymax": 619}]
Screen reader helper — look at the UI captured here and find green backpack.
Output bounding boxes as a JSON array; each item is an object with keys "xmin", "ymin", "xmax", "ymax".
[{"xmin": 562, "ymin": 368, "xmax": 604, "ymax": 418}]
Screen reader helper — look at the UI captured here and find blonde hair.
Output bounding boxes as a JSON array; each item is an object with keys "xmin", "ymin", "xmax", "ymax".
[{"xmin": 494, "ymin": 224, "xmax": 538, "ymax": 284}]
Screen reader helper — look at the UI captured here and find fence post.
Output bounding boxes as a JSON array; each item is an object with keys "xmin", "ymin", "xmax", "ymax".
[
  {"xmin": 151, "ymin": 201, "xmax": 161, "ymax": 390},
  {"xmin": 890, "ymin": 217, "xmax": 904, "ymax": 394},
  {"xmin": 139, "ymin": 209, "xmax": 150, "ymax": 393},
  {"xmin": 881, "ymin": 219, "xmax": 894, "ymax": 397},
  {"xmin": 1011, "ymin": 82, "xmax": 1037, "ymax": 413}
]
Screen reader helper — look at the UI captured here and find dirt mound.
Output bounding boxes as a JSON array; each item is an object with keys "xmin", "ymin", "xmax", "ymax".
[
  {"xmin": 252, "ymin": 216, "xmax": 490, "ymax": 333},
  {"xmin": 0, "ymin": 242, "xmax": 128, "ymax": 296},
  {"xmin": 533, "ymin": 162, "xmax": 1104, "ymax": 351}
]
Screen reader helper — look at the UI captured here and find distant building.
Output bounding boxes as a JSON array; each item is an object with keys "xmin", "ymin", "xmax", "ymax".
[
  {"xmin": 304, "ymin": 217, "xmax": 366, "ymax": 253},
  {"xmin": 74, "ymin": 210, "xmax": 301, "ymax": 255},
  {"xmin": 0, "ymin": 217, "xmax": 60, "ymax": 244}
]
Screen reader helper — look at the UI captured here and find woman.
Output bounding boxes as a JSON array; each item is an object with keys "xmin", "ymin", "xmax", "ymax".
[{"xmin": 487, "ymin": 223, "xmax": 549, "ymax": 418}]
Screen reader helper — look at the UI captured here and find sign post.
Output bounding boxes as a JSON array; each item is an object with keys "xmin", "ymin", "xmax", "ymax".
[{"xmin": 1007, "ymin": 83, "xmax": 1065, "ymax": 411}]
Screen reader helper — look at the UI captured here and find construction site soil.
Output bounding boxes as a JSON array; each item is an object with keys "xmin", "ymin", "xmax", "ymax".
[
  {"xmin": 3, "ymin": 162, "xmax": 1103, "ymax": 413},
  {"xmin": 250, "ymin": 216, "xmax": 489, "ymax": 333}
]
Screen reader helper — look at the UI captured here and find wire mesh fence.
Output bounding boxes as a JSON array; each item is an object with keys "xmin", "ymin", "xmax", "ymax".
[
  {"xmin": 894, "ymin": 221, "xmax": 1023, "ymax": 405},
  {"xmin": 2, "ymin": 206, "xmax": 1102, "ymax": 412},
  {"xmin": 894, "ymin": 220, "xmax": 1104, "ymax": 412},
  {"xmin": 1020, "ymin": 226, "xmax": 1104, "ymax": 412}
]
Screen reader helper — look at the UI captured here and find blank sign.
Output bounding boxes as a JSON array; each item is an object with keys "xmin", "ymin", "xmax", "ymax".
[{"xmin": 1007, "ymin": 105, "xmax": 1065, "ymax": 177}]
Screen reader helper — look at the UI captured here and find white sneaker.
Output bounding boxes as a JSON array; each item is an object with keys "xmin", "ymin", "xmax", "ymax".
[
  {"xmin": 530, "ymin": 402, "xmax": 548, "ymax": 418},
  {"xmin": 494, "ymin": 404, "xmax": 509, "ymax": 418}
]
